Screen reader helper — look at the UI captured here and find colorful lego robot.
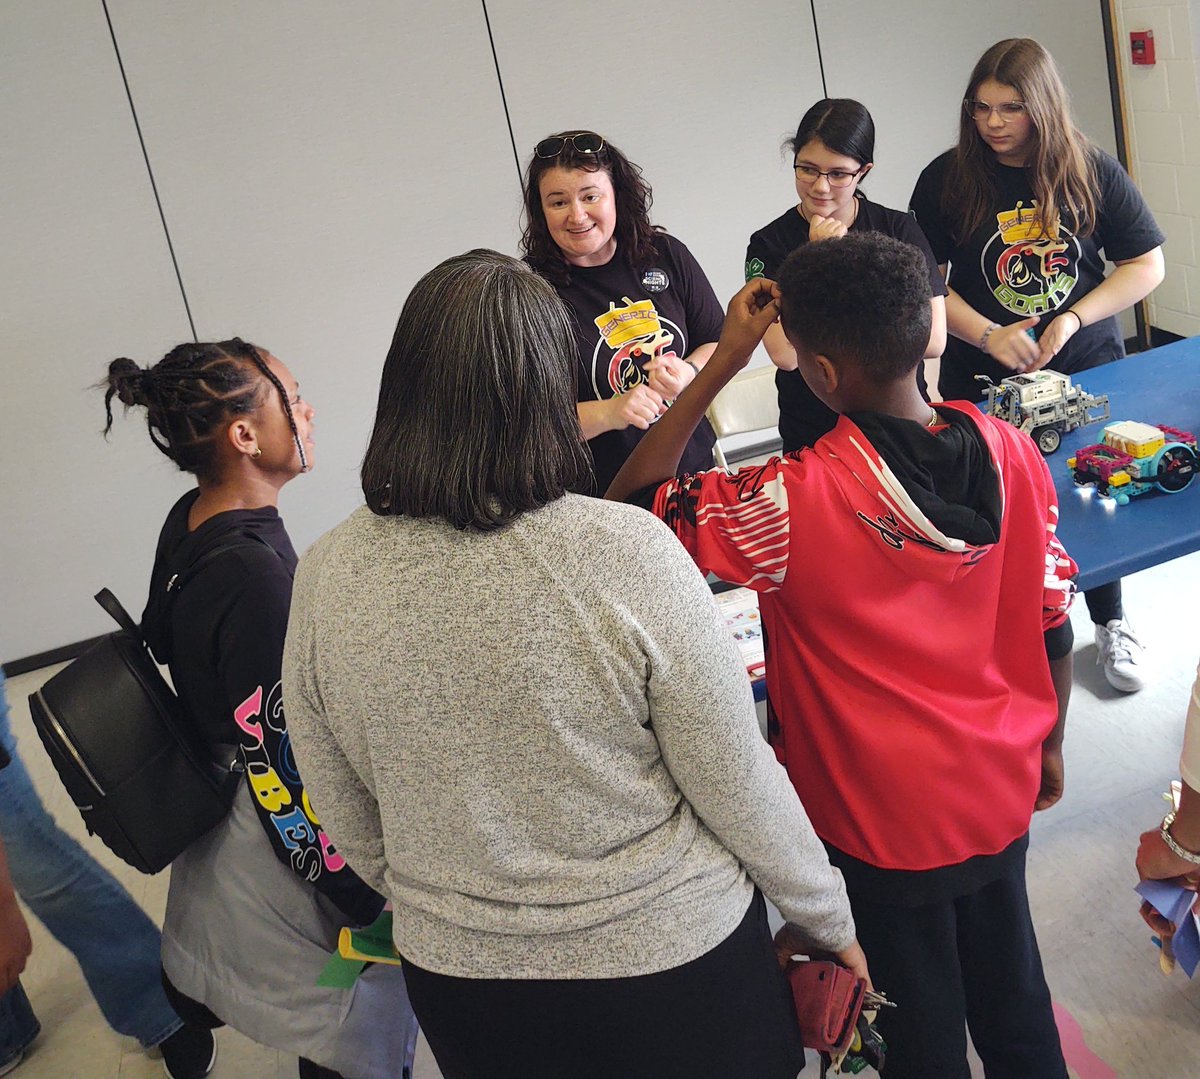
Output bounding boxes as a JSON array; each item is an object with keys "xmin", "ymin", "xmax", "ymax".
[
  {"xmin": 976, "ymin": 370, "xmax": 1110, "ymax": 454},
  {"xmin": 1067, "ymin": 420, "xmax": 1198, "ymax": 505}
]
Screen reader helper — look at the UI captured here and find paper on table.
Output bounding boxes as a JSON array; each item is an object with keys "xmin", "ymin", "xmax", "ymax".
[{"xmin": 713, "ymin": 586, "xmax": 765, "ymax": 681}]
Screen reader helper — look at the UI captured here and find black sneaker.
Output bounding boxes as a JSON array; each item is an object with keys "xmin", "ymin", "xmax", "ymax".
[{"xmin": 159, "ymin": 1024, "xmax": 217, "ymax": 1079}]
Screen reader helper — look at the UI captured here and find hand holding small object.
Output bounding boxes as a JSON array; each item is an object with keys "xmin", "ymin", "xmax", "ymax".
[
  {"xmin": 981, "ymin": 317, "xmax": 1040, "ymax": 371},
  {"xmin": 644, "ymin": 351, "xmax": 694, "ymax": 400},
  {"xmin": 608, "ymin": 384, "xmax": 666, "ymax": 431},
  {"xmin": 1032, "ymin": 310, "xmax": 1082, "ymax": 371}
]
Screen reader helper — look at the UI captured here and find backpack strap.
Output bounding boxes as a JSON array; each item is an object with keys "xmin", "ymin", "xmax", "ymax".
[
  {"xmin": 93, "ymin": 533, "xmax": 275, "ymax": 638},
  {"xmin": 165, "ymin": 533, "xmax": 275, "ymax": 595},
  {"xmin": 94, "ymin": 588, "xmax": 140, "ymax": 636}
]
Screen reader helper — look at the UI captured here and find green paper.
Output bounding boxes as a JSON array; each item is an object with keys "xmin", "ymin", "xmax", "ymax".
[{"xmin": 317, "ymin": 952, "xmax": 367, "ymax": 988}]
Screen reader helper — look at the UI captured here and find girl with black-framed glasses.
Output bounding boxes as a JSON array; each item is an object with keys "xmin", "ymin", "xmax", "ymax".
[{"xmin": 745, "ymin": 98, "xmax": 948, "ymax": 453}]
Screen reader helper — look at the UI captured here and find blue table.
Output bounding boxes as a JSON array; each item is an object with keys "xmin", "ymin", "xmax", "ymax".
[{"xmin": 1042, "ymin": 337, "xmax": 1200, "ymax": 592}]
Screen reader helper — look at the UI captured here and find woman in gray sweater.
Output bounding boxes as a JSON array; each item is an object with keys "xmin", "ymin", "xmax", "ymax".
[{"xmin": 282, "ymin": 250, "xmax": 865, "ymax": 1079}]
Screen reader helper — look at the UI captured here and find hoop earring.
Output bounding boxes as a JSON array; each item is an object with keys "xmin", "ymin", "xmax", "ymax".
[{"xmin": 252, "ymin": 447, "xmax": 262, "ymax": 459}]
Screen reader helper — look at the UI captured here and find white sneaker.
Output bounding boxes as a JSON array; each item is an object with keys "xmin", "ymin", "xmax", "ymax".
[{"xmin": 1095, "ymin": 618, "xmax": 1147, "ymax": 693}]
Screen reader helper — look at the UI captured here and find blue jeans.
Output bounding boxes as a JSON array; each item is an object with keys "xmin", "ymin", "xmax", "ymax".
[{"xmin": 0, "ymin": 670, "xmax": 182, "ymax": 1066}]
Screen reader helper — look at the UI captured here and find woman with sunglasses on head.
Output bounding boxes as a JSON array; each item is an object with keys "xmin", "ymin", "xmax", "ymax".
[
  {"xmin": 910, "ymin": 38, "xmax": 1165, "ymax": 693},
  {"xmin": 102, "ymin": 342, "xmax": 419, "ymax": 1079},
  {"xmin": 521, "ymin": 131, "xmax": 724, "ymax": 495},
  {"xmin": 746, "ymin": 99, "xmax": 948, "ymax": 452}
]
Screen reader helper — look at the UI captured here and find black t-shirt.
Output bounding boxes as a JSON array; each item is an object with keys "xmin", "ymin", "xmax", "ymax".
[
  {"xmin": 141, "ymin": 490, "xmax": 383, "ymax": 926},
  {"xmin": 909, "ymin": 148, "xmax": 1164, "ymax": 401},
  {"xmin": 745, "ymin": 196, "xmax": 947, "ymax": 451},
  {"xmin": 535, "ymin": 233, "xmax": 723, "ymax": 496}
]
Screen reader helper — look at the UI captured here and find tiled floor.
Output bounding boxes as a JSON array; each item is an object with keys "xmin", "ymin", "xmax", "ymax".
[{"xmin": 5, "ymin": 550, "xmax": 1200, "ymax": 1078}]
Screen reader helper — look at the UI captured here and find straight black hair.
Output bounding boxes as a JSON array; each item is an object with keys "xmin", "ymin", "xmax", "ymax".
[{"xmin": 787, "ymin": 99, "xmax": 876, "ymax": 167}]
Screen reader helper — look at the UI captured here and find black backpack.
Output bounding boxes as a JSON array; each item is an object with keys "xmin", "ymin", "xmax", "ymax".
[{"xmin": 28, "ymin": 540, "xmax": 261, "ymax": 873}]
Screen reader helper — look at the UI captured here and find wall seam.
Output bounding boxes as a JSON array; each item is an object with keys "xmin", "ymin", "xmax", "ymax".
[
  {"xmin": 480, "ymin": 0, "xmax": 522, "ymax": 186},
  {"xmin": 101, "ymin": 0, "xmax": 197, "ymax": 341}
]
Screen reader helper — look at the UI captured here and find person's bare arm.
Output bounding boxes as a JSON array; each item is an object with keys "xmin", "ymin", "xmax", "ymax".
[
  {"xmin": 1036, "ymin": 651, "xmax": 1073, "ymax": 811},
  {"xmin": 1032, "ymin": 247, "xmax": 1165, "ymax": 371},
  {"xmin": 944, "ymin": 281, "xmax": 1040, "ymax": 371},
  {"xmin": 925, "ymin": 295, "xmax": 947, "ymax": 359},
  {"xmin": 761, "ymin": 322, "xmax": 798, "ymax": 371}
]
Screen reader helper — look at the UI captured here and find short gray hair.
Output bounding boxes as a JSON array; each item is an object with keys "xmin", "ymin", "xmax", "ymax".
[{"xmin": 362, "ymin": 249, "xmax": 592, "ymax": 530}]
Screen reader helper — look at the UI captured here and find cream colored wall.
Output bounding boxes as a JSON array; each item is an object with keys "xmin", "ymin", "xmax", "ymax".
[{"xmin": 1114, "ymin": 0, "xmax": 1200, "ymax": 336}]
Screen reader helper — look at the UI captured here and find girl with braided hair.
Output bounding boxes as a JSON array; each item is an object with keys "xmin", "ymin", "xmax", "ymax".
[{"xmin": 104, "ymin": 340, "xmax": 419, "ymax": 1079}]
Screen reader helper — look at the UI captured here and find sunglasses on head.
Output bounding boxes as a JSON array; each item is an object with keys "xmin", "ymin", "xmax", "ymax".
[{"xmin": 534, "ymin": 132, "xmax": 607, "ymax": 159}]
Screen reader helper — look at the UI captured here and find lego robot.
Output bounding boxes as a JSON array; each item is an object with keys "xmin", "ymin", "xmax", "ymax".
[
  {"xmin": 976, "ymin": 371, "xmax": 1110, "ymax": 455},
  {"xmin": 1068, "ymin": 420, "xmax": 1198, "ymax": 505}
]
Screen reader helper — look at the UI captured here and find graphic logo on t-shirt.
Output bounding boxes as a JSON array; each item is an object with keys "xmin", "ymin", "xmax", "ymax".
[
  {"xmin": 982, "ymin": 201, "xmax": 1079, "ymax": 317},
  {"xmin": 641, "ymin": 267, "xmax": 669, "ymax": 292},
  {"xmin": 745, "ymin": 257, "xmax": 766, "ymax": 282},
  {"xmin": 591, "ymin": 296, "xmax": 685, "ymax": 399}
]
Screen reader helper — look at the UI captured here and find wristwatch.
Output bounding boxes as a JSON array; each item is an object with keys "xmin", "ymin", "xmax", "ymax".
[{"xmin": 1160, "ymin": 811, "xmax": 1200, "ymax": 863}]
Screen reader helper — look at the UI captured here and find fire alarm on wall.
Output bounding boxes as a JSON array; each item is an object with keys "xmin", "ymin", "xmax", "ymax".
[{"xmin": 1131, "ymin": 30, "xmax": 1155, "ymax": 65}]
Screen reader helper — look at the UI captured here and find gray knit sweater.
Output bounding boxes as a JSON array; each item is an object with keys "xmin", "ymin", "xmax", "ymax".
[{"xmin": 283, "ymin": 495, "xmax": 853, "ymax": 979}]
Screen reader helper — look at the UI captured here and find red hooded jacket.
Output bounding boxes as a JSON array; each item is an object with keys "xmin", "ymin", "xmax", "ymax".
[{"xmin": 653, "ymin": 403, "xmax": 1077, "ymax": 871}]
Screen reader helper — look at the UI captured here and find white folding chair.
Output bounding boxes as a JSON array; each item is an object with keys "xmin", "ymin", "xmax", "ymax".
[{"xmin": 705, "ymin": 365, "xmax": 780, "ymax": 469}]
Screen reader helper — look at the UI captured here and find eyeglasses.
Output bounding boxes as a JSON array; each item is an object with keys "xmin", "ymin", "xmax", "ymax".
[
  {"xmin": 793, "ymin": 164, "xmax": 864, "ymax": 188},
  {"xmin": 964, "ymin": 99, "xmax": 1027, "ymax": 121},
  {"xmin": 535, "ymin": 132, "xmax": 607, "ymax": 159}
]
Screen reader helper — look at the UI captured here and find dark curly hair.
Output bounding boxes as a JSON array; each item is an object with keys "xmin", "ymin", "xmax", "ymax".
[
  {"xmin": 777, "ymin": 232, "xmax": 932, "ymax": 379},
  {"xmin": 520, "ymin": 131, "xmax": 662, "ymax": 285},
  {"xmin": 102, "ymin": 338, "xmax": 302, "ymax": 480}
]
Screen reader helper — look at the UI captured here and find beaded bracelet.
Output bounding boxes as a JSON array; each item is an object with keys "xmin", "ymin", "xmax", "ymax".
[{"xmin": 978, "ymin": 323, "xmax": 1001, "ymax": 354}]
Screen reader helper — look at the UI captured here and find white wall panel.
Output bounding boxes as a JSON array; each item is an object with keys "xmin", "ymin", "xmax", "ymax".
[
  {"xmin": 0, "ymin": 2, "xmax": 195, "ymax": 662},
  {"xmin": 812, "ymin": 0, "xmax": 1118, "ymax": 213},
  {"xmin": 3, "ymin": 1, "xmax": 1133, "ymax": 663},
  {"xmin": 104, "ymin": 0, "xmax": 519, "ymax": 557},
  {"xmin": 489, "ymin": 0, "xmax": 827, "ymax": 306}
]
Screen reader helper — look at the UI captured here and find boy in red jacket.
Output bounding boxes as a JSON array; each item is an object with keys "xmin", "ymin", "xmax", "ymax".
[{"xmin": 608, "ymin": 232, "xmax": 1076, "ymax": 1079}]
